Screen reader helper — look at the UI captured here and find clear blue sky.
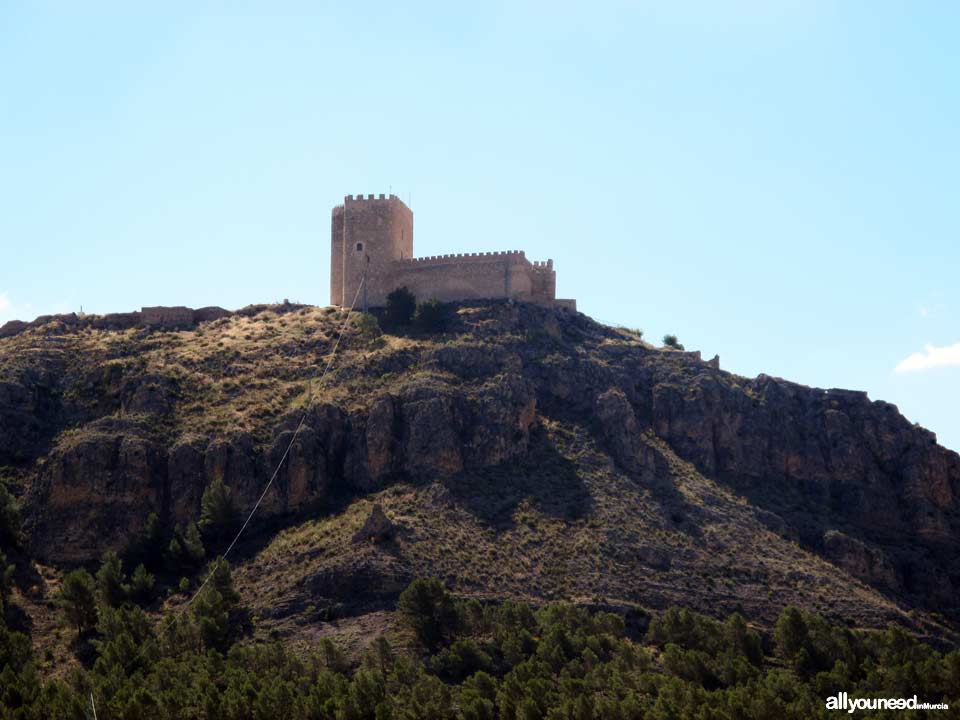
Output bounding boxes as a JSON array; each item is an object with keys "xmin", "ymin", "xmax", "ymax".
[{"xmin": 2, "ymin": 3, "xmax": 958, "ymax": 451}]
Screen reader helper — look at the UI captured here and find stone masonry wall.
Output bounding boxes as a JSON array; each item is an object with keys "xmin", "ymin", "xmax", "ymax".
[
  {"xmin": 141, "ymin": 306, "xmax": 196, "ymax": 328},
  {"xmin": 330, "ymin": 194, "xmax": 575, "ymax": 311},
  {"xmin": 365, "ymin": 252, "xmax": 570, "ymax": 309},
  {"xmin": 339, "ymin": 194, "xmax": 412, "ymax": 307}
]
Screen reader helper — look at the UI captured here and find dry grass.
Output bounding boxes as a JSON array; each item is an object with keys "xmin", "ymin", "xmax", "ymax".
[
  {"xmin": 3, "ymin": 300, "xmax": 954, "ymax": 670},
  {"xmin": 233, "ymin": 417, "xmax": 933, "ymax": 651}
]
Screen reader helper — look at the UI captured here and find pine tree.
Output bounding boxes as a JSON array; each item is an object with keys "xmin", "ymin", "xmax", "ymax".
[
  {"xmin": 397, "ymin": 577, "xmax": 457, "ymax": 650},
  {"xmin": 182, "ymin": 522, "xmax": 206, "ymax": 565},
  {"xmin": 191, "ymin": 558, "xmax": 240, "ymax": 651},
  {"xmin": 0, "ymin": 483, "xmax": 20, "ymax": 547},
  {"xmin": 95, "ymin": 551, "xmax": 128, "ymax": 608},
  {"xmin": 129, "ymin": 564, "xmax": 155, "ymax": 606},
  {"xmin": 59, "ymin": 570, "xmax": 97, "ymax": 637},
  {"xmin": 199, "ymin": 478, "xmax": 239, "ymax": 541},
  {"xmin": 0, "ymin": 550, "xmax": 13, "ymax": 622},
  {"xmin": 384, "ymin": 287, "xmax": 416, "ymax": 328}
]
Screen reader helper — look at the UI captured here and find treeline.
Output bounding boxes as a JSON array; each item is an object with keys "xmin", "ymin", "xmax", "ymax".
[{"xmin": 2, "ymin": 568, "xmax": 959, "ymax": 719}]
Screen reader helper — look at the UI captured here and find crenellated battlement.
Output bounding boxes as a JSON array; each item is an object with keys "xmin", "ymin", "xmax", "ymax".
[
  {"xmin": 401, "ymin": 250, "xmax": 527, "ymax": 265},
  {"xmin": 344, "ymin": 193, "xmax": 402, "ymax": 203},
  {"xmin": 330, "ymin": 194, "xmax": 574, "ymax": 311}
]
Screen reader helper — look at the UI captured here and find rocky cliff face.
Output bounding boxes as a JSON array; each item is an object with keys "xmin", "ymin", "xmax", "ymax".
[{"xmin": 1, "ymin": 301, "xmax": 957, "ymax": 631}]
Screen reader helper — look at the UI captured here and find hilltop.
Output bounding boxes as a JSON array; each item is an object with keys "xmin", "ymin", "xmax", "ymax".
[{"xmin": 0, "ymin": 300, "xmax": 958, "ymax": 674}]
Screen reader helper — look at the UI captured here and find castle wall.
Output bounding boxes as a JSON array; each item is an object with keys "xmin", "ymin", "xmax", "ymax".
[
  {"xmin": 330, "ymin": 206, "xmax": 344, "ymax": 306},
  {"xmin": 141, "ymin": 306, "xmax": 195, "ymax": 328},
  {"xmin": 329, "ymin": 194, "xmax": 575, "ymax": 311},
  {"xmin": 363, "ymin": 251, "xmax": 564, "ymax": 309}
]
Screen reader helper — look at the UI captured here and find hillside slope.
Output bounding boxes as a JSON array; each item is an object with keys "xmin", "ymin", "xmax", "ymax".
[{"xmin": 1, "ymin": 301, "xmax": 958, "ymax": 654}]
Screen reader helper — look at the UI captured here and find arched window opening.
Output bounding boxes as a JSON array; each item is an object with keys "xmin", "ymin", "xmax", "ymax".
[{"xmin": 356, "ymin": 242, "xmax": 363, "ymax": 252}]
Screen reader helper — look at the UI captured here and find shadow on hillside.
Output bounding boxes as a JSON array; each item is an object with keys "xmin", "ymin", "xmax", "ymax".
[
  {"xmin": 636, "ymin": 443, "xmax": 707, "ymax": 542},
  {"xmin": 443, "ymin": 425, "xmax": 593, "ymax": 530},
  {"xmin": 214, "ymin": 490, "xmax": 361, "ymax": 567}
]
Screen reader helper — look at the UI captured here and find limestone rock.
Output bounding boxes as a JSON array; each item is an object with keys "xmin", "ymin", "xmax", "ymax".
[
  {"xmin": 351, "ymin": 504, "xmax": 395, "ymax": 544},
  {"xmin": 594, "ymin": 387, "xmax": 655, "ymax": 477},
  {"xmin": 30, "ymin": 422, "xmax": 166, "ymax": 563},
  {"xmin": 822, "ymin": 530, "xmax": 898, "ymax": 588}
]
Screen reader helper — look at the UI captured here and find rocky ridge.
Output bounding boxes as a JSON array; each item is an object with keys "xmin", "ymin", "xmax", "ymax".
[{"xmin": 0, "ymin": 300, "xmax": 957, "ymax": 643}]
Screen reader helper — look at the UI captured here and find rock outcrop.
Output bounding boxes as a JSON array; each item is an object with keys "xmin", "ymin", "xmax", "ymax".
[
  {"xmin": 822, "ymin": 530, "xmax": 898, "ymax": 588},
  {"xmin": 2, "ymin": 299, "xmax": 958, "ymax": 628},
  {"xmin": 351, "ymin": 504, "xmax": 395, "ymax": 544}
]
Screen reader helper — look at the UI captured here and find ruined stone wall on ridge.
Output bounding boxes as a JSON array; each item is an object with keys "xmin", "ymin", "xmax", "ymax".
[{"xmin": 141, "ymin": 306, "xmax": 196, "ymax": 328}]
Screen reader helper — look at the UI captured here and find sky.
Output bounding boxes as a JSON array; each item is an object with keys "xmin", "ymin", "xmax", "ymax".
[{"xmin": 1, "ymin": 2, "xmax": 958, "ymax": 451}]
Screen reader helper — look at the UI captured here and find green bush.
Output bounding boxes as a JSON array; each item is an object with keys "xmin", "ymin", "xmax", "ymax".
[
  {"xmin": 352, "ymin": 312, "xmax": 382, "ymax": 344},
  {"xmin": 413, "ymin": 299, "xmax": 447, "ymax": 334},
  {"xmin": 384, "ymin": 286, "xmax": 417, "ymax": 328},
  {"xmin": 662, "ymin": 334, "xmax": 685, "ymax": 350}
]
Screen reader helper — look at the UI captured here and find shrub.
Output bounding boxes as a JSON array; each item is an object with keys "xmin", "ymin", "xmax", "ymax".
[
  {"xmin": 352, "ymin": 312, "xmax": 382, "ymax": 343},
  {"xmin": 413, "ymin": 299, "xmax": 447, "ymax": 334},
  {"xmin": 384, "ymin": 287, "xmax": 416, "ymax": 328},
  {"xmin": 662, "ymin": 334, "xmax": 684, "ymax": 350}
]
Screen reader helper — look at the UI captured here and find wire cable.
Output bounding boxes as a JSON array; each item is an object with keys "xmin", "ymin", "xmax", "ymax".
[{"xmin": 115, "ymin": 279, "xmax": 366, "ymax": 674}]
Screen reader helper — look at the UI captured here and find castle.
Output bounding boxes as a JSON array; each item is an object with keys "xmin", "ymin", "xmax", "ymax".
[{"xmin": 330, "ymin": 194, "xmax": 575, "ymax": 311}]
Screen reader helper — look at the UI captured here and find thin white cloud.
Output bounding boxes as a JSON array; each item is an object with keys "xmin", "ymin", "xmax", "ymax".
[{"xmin": 895, "ymin": 342, "xmax": 960, "ymax": 373}]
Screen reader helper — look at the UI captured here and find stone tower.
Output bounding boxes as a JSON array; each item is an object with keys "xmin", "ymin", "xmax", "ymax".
[{"xmin": 330, "ymin": 194, "xmax": 413, "ymax": 306}]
